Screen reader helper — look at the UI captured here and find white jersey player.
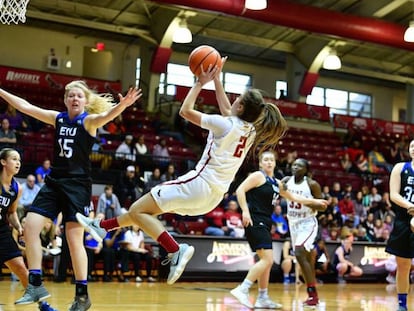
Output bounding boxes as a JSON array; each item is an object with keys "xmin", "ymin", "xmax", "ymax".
[
  {"xmin": 282, "ymin": 158, "xmax": 326, "ymax": 308},
  {"xmin": 76, "ymin": 61, "xmax": 288, "ymax": 287}
]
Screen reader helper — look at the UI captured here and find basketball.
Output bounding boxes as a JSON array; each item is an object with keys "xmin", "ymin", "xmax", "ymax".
[{"xmin": 188, "ymin": 45, "xmax": 222, "ymax": 77}]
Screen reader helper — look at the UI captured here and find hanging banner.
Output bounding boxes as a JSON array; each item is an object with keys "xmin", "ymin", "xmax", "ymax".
[
  {"xmin": 0, "ymin": 65, "xmax": 121, "ymax": 93},
  {"xmin": 333, "ymin": 114, "xmax": 414, "ymax": 136}
]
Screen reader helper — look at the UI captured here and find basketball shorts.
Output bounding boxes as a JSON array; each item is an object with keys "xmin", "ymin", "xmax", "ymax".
[
  {"xmin": 0, "ymin": 229, "xmax": 22, "ymax": 264},
  {"xmin": 386, "ymin": 218, "xmax": 414, "ymax": 258},
  {"xmin": 289, "ymin": 216, "xmax": 318, "ymax": 252},
  {"xmin": 29, "ymin": 175, "xmax": 92, "ymax": 222},
  {"xmin": 245, "ymin": 223, "xmax": 273, "ymax": 251},
  {"xmin": 151, "ymin": 170, "xmax": 224, "ymax": 216}
]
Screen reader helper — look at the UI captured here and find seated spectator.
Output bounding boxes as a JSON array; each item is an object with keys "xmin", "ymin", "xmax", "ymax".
[
  {"xmin": 115, "ymin": 134, "xmax": 137, "ymax": 166},
  {"xmin": 96, "ymin": 185, "xmax": 123, "ymax": 220},
  {"xmin": 368, "ymin": 186, "xmax": 382, "ymax": 214},
  {"xmin": 279, "ymin": 150, "xmax": 297, "ymax": 176},
  {"xmin": 224, "ymin": 200, "xmax": 244, "ymax": 238},
  {"xmin": 326, "ymin": 224, "xmax": 340, "ymax": 242},
  {"xmin": 342, "ymin": 183, "xmax": 354, "ymax": 200},
  {"xmin": 40, "ymin": 218, "xmax": 61, "ymax": 276},
  {"xmin": 123, "ymin": 225, "xmax": 157, "ymax": 282},
  {"xmin": 373, "ymin": 218, "xmax": 388, "ymax": 242},
  {"xmin": 318, "ymin": 215, "xmax": 330, "ymax": 241},
  {"xmin": 113, "ymin": 165, "xmax": 144, "ymax": 208},
  {"xmin": 377, "ymin": 192, "xmax": 394, "ymax": 221},
  {"xmin": 204, "ymin": 206, "xmax": 235, "ymax": 237},
  {"xmin": 352, "ymin": 191, "xmax": 367, "ymax": 227},
  {"xmin": 101, "ymin": 228, "xmax": 127, "ymax": 282},
  {"xmin": 17, "ymin": 174, "xmax": 41, "ymax": 220},
  {"xmin": 326, "ymin": 196, "xmax": 343, "ymax": 228},
  {"xmin": 314, "ymin": 239, "xmax": 332, "ymax": 281},
  {"xmin": 0, "ymin": 104, "xmax": 30, "ymax": 134},
  {"xmin": 368, "ymin": 145, "xmax": 393, "ymax": 173},
  {"xmin": 333, "ymin": 232, "xmax": 363, "ymax": 283},
  {"xmin": 105, "ymin": 115, "xmax": 126, "ymax": 137},
  {"xmin": 339, "ymin": 152, "xmax": 354, "ymax": 173},
  {"xmin": 354, "ymin": 152, "xmax": 369, "ymax": 174},
  {"xmin": 84, "ymin": 231, "xmax": 102, "ymax": 282},
  {"xmin": 271, "ymin": 204, "xmax": 289, "ymax": 239},
  {"xmin": 353, "ymin": 225, "xmax": 370, "ymax": 242},
  {"xmin": 361, "ymin": 212, "xmax": 375, "ymax": 241},
  {"xmin": 0, "ymin": 118, "xmax": 16, "ymax": 148},
  {"xmin": 383, "ymin": 214, "xmax": 394, "ymax": 234},
  {"xmin": 152, "ymin": 138, "xmax": 171, "ymax": 170},
  {"xmin": 329, "ymin": 182, "xmax": 343, "ymax": 201},
  {"xmin": 135, "ymin": 134, "xmax": 151, "ymax": 168},
  {"xmin": 160, "ymin": 163, "xmax": 177, "ymax": 182},
  {"xmin": 35, "ymin": 158, "xmax": 51, "ymax": 187},
  {"xmin": 338, "ymin": 193, "xmax": 355, "ymax": 227},
  {"xmin": 389, "ymin": 138, "xmax": 409, "ymax": 163},
  {"xmin": 90, "ymin": 134, "xmax": 112, "ymax": 170},
  {"xmin": 321, "ymin": 185, "xmax": 332, "ymax": 202},
  {"xmin": 281, "ymin": 239, "xmax": 301, "ymax": 285},
  {"xmin": 143, "ymin": 167, "xmax": 162, "ymax": 194}
]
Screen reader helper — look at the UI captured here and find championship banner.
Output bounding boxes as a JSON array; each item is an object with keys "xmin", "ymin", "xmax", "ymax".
[
  {"xmin": 0, "ymin": 65, "xmax": 122, "ymax": 93},
  {"xmin": 333, "ymin": 114, "xmax": 414, "ymax": 136},
  {"xmin": 175, "ymin": 86, "xmax": 330, "ymax": 121}
]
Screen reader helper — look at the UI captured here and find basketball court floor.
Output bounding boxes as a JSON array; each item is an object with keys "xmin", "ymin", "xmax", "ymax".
[{"xmin": 0, "ymin": 280, "xmax": 408, "ymax": 310}]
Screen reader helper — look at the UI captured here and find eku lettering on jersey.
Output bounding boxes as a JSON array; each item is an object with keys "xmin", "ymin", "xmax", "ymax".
[
  {"xmin": 53, "ymin": 112, "xmax": 95, "ymax": 175},
  {"xmin": 0, "ymin": 179, "xmax": 19, "ymax": 225}
]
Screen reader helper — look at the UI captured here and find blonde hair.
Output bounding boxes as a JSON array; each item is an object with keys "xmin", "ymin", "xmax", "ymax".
[{"xmin": 64, "ymin": 80, "xmax": 114, "ymax": 114}]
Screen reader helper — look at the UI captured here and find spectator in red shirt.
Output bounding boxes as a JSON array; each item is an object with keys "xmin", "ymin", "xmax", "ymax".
[
  {"xmin": 224, "ymin": 200, "xmax": 244, "ymax": 238},
  {"xmin": 204, "ymin": 206, "xmax": 235, "ymax": 237},
  {"xmin": 338, "ymin": 193, "xmax": 355, "ymax": 227}
]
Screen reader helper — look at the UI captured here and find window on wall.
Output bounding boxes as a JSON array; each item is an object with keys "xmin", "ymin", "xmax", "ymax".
[
  {"xmin": 158, "ymin": 62, "xmax": 251, "ymax": 96},
  {"xmin": 224, "ymin": 73, "xmax": 251, "ymax": 94},
  {"xmin": 275, "ymin": 80, "xmax": 287, "ymax": 99},
  {"xmin": 307, "ymin": 86, "xmax": 372, "ymax": 117},
  {"xmin": 136, "ymin": 58, "xmax": 141, "ymax": 87}
]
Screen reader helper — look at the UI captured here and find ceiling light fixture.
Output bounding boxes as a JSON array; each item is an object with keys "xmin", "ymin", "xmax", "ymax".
[
  {"xmin": 245, "ymin": 0, "xmax": 267, "ymax": 10},
  {"xmin": 404, "ymin": 21, "xmax": 414, "ymax": 42},
  {"xmin": 173, "ymin": 18, "xmax": 192, "ymax": 43},
  {"xmin": 323, "ymin": 49, "xmax": 341, "ymax": 70}
]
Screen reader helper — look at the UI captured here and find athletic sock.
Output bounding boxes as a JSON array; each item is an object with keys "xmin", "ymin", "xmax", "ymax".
[
  {"xmin": 75, "ymin": 281, "xmax": 88, "ymax": 297},
  {"xmin": 28, "ymin": 270, "xmax": 42, "ymax": 286},
  {"xmin": 240, "ymin": 279, "xmax": 253, "ymax": 291},
  {"xmin": 398, "ymin": 293, "xmax": 407, "ymax": 309},
  {"xmin": 307, "ymin": 283, "xmax": 318, "ymax": 298},
  {"xmin": 258, "ymin": 288, "xmax": 268, "ymax": 299},
  {"xmin": 157, "ymin": 231, "xmax": 179, "ymax": 253},
  {"xmin": 100, "ymin": 218, "xmax": 120, "ymax": 231}
]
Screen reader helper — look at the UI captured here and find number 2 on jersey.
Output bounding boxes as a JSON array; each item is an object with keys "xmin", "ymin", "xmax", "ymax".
[{"xmin": 233, "ymin": 136, "xmax": 247, "ymax": 158}]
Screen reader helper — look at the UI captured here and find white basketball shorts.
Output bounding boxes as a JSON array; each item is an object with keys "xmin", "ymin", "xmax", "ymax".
[{"xmin": 151, "ymin": 170, "xmax": 224, "ymax": 216}]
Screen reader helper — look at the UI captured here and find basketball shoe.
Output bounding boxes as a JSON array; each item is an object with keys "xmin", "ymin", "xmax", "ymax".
[
  {"xmin": 303, "ymin": 296, "xmax": 319, "ymax": 309},
  {"xmin": 254, "ymin": 297, "xmax": 282, "ymax": 309},
  {"xmin": 15, "ymin": 284, "xmax": 50, "ymax": 305},
  {"xmin": 162, "ymin": 243, "xmax": 195, "ymax": 285},
  {"xmin": 230, "ymin": 285, "xmax": 253, "ymax": 309},
  {"xmin": 69, "ymin": 295, "xmax": 91, "ymax": 311},
  {"xmin": 76, "ymin": 213, "xmax": 107, "ymax": 242}
]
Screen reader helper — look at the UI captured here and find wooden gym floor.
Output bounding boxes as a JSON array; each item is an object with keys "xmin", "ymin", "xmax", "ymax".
[{"xmin": 0, "ymin": 280, "xmax": 410, "ymax": 310}]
